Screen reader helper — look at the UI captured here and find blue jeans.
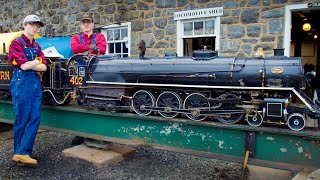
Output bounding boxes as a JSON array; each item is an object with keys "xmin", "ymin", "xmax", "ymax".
[{"xmin": 10, "ymin": 68, "xmax": 42, "ymax": 156}]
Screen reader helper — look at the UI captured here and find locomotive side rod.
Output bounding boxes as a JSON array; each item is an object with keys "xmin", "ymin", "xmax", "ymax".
[
  {"xmin": 86, "ymin": 81, "xmax": 319, "ymax": 113},
  {"xmin": 142, "ymin": 106, "xmax": 245, "ymax": 117}
]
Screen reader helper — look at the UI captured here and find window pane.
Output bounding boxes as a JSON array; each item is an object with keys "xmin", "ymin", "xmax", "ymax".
[
  {"xmin": 205, "ymin": 20, "xmax": 215, "ymax": 35},
  {"xmin": 184, "ymin": 22, "xmax": 192, "ymax": 36},
  {"xmin": 194, "ymin": 21, "xmax": 203, "ymax": 35},
  {"xmin": 109, "ymin": 43, "xmax": 114, "ymax": 53},
  {"xmin": 121, "ymin": 28, "xmax": 128, "ymax": 40},
  {"xmin": 105, "ymin": 25, "xmax": 130, "ymax": 57},
  {"xmin": 114, "ymin": 29, "xmax": 120, "ymax": 40},
  {"xmin": 122, "ymin": 42, "xmax": 128, "ymax": 53},
  {"xmin": 107, "ymin": 30, "xmax": 113, "ymax": 41},
  {"xmin": 115, "ymin": 43, "xmax": 121, "ymax": 53}
]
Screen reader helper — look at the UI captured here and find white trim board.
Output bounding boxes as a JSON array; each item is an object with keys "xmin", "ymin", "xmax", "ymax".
[
  {"xmin": 176, "ymin": 17, "xmax": 221, "ymax": 57},
  {"xmin": 101, "ymin": 22, "xmax": 131, "ymax": 57}
]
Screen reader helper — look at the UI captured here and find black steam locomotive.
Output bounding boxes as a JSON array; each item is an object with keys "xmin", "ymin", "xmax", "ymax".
[{"xmin": 1, "ymin": 50, "xmax": 319, "ymax": 131}]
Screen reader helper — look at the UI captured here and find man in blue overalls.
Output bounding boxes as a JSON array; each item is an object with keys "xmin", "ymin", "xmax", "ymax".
[
  {"xmin": 8, "ymin": 15, "xmax": 47, "ymax": 166},
  {"xmin": 70, "ymin": 14, "xmax": 106, "ymax": 145}
]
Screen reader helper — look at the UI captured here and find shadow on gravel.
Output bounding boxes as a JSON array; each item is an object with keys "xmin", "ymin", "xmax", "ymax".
[{"xmin": 0, "ymin": 131, "xmax": 247, "ymax": 180}]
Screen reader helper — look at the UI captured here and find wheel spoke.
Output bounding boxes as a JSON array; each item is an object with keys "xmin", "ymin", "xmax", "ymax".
[
  {"xmin": 156, "ymin": 91, "xmax": 181, "ymax": 118},
  {"xmin": 183, "ymin": 93, "xmax": 209, "ymax": 121},
  {"xmin": 132, "ymin": 90, "xmax": 155, "ymax": 115},
  {"xmin": 217, "ymin": 94, "xmax": 244, "ymax": 124}
]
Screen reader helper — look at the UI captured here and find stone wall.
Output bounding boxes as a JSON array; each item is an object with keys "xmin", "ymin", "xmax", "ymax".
[
  {"xmin": 0, "ymin": 0, "xmax": 315, "ymax": 57},
  {"xmin": 219, "ymin": 0, "xmax": 315, "ymax": 57}
]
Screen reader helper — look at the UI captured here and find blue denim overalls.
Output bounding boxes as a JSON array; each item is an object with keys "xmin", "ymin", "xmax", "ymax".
[
  {"xmin": 79, "ymin": 33, "xmax": 96, "ymax": 45},
  {"xmin": 77, "ymin": 33, "xmax": 96, "ymax": 65},
  {"xmin": 10, "ymin": 37, "xmax": 42, "ymax": 156}
]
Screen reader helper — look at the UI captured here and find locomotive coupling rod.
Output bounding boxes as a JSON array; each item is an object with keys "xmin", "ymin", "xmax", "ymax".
[{"xmin": 143, "ymin": 106, "xmax": 245, "ymax": 116}]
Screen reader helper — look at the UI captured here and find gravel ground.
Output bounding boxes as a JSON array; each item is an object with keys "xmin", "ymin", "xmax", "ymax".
[
  {"xmin": 0, "ymin": 131, "xmax": 247, "ymax": 180},
  {"xmin": 306, "ymin": 169, "xmax": 320, "ymax": 180}
]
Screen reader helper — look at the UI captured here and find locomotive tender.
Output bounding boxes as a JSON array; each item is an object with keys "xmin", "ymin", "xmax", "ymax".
[
  {"xmin": 0, "ymin": 55, "xmax": 72, "ymax": 105},
  {"xmin": 1, "ymin": 50, "xmax": 320, "ymax": 131}
]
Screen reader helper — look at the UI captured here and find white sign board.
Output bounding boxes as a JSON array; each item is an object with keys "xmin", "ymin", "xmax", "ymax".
[
  {"xmin": 308, "ymin": 2, "xmax": 320, "ymax": 8},
  {"xmin": 174, "ymin": 7, "xmax": 223, "ymax": 21}
]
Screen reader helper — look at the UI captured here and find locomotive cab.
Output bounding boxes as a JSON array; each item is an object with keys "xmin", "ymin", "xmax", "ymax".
[{"xmin": 0, "ymin": 53, "xmax": 13, "ymax": 100}]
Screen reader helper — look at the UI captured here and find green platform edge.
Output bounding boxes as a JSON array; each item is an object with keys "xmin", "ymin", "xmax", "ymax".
[{"xmin": 1, "ymin": 100, "xmax": 319, "ymax": 170}]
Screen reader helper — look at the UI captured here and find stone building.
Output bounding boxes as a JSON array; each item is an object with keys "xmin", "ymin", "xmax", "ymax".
[{"xmin": 0, "ymin": 0, "xmax": 319, "ymax": 66}]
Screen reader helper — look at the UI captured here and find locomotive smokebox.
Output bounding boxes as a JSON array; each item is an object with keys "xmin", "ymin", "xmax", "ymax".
[{"xmin": 274, "ymin": 48, "xmax": 284, "ymax": 56}]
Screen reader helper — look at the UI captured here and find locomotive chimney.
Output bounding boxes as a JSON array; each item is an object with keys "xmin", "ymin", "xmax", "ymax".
[{"xmin": 274, "ymin": 48, "xmax": 284, "ymax": 56}]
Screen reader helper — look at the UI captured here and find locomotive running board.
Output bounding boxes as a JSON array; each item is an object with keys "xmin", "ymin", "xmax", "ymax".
[{"xmin": 86, "ymin": 81, "xmax": 319, "ymax": 114}]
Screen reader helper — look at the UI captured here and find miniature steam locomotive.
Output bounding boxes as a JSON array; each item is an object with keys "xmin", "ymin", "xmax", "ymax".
[{"xmin": 1, "ymin": 50, "xmax": 319, "ymax": 131}]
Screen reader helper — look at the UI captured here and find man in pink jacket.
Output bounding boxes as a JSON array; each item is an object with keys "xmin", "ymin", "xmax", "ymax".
[{"xmin": 71, "ymin": 14, "xmax": 106, "ymax": 55}]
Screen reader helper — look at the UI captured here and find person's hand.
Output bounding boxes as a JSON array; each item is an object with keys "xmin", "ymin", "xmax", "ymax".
[
  {"xmin": 35, "ymin": 57, "xmax": 42, "ymax": 64},
  {"xmin": 89, "ymin": 43, "xmax": 96, "ymax": 50},
  {"xmin": 33, "ymin": 59, "xmax": 40, "ymax": 64},
  {"xmin": 93, "ymin": 47, "xmax": 99, "ymax": 53}
]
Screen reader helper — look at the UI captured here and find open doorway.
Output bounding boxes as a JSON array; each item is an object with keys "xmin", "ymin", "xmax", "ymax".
[
  {"xmin": 183, "ymin": 37, "xmax": 215, "ymax": 56},
  {"xmin": 291, "ymin": 10, "xmax": 320, "ymax": 90}
]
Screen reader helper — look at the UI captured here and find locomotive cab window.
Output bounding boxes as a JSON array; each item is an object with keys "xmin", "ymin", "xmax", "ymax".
[
  {"xmin": 79, "ymin": 67, "xmax": 86, "ymax": 77},
  {"xmin": 68, "ymin": 66, "xmax": 78, "ymax": 77}
]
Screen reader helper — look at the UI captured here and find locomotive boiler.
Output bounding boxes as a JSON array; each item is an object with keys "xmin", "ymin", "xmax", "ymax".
[{"xmin": 68, "ymin": 50, "xmax": 320, "ymax": 131}]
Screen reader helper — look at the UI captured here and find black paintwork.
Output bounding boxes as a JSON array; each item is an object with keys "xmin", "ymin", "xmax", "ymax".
[{"xmin": 88, "ymin": 56, "xmax": 304, "ymax": 89}]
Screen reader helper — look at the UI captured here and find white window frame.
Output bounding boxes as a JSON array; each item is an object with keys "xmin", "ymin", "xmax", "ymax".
[
  {"xmin": 101, "ymin": 22, "xmax": 131, "ymax": 57},
  {"xmin": 284, "ymin": 3, "xmax": 320, "ymax": 56},
  {"xmin": 177, "ymin": 17, "xmax": 220, "ymax": 57}
]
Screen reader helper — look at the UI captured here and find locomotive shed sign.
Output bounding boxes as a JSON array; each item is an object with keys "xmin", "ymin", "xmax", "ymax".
[
  {"xmin": 308, "ymin": 2, "xmax": 320, "ymax": 8},
  {"xmin": 174, "ymin": 7, "xmax": 223, "ymax": 20}
]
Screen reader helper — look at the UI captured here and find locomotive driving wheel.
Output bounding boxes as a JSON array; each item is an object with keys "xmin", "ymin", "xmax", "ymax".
[
  {"xmin": 183, "ymin": 93, "xmax": 210, "ymax": 121},
  {"xmin": 156, "ymin": 91, "xmax": 181, "ymax": 118},
  {"xmin": 217, "ymin": 94, "xmax": 244, "ymax": 124},
  {"xmin": 132, "ymin": 90, "xmax": 155, "ymax": 116}
]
